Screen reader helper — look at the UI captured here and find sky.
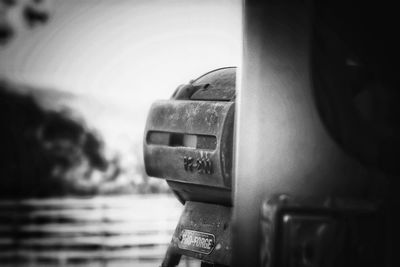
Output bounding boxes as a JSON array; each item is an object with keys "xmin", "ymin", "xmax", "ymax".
[{"xmin": 0, "ymin": 0, "xmax": 242, "ymax": 159}]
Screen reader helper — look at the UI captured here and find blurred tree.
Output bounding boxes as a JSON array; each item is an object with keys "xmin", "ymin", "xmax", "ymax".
[
  {"xmin": 0, "ymin": 1, "xmax": 172, "ymax": 196},
  {"xmin": 0, "ymin": 0, "xmax": 51, "ymax": 45},
  {"xmin": 0, "ymin": 80, "xmax": 108, "ymax": 197}
]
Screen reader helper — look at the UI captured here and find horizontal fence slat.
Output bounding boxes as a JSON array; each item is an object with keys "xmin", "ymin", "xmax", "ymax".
[
  {"xmin": 0, "ymin": 233, "xmax": 172, "ymax": 247},
  {"xmin": 0, "ymin": 245, "xmax": 169, "ymax": 259},
  {"xmin": 0, "ymin": 210, "xmax": 181, "ymax": 219},
  {"xmin": 0, "ymin": 221, "xmax": 177, "ymax": 234},
  {"xmin": 0, "ymin": 195, "xmax": 181, "ymax": 209},
  {"xmin": 0, "ymin": 195, "xmax": 182, "ymax": 266}
]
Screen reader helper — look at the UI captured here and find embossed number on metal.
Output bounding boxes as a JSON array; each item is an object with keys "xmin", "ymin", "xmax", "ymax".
[
  {"xmin": 183, "ymin": 156, "xmax": 213, "ymax": 174},
  {"xmin": 178, "ymin": 229, "xmax": 215, "ymax": 254}
]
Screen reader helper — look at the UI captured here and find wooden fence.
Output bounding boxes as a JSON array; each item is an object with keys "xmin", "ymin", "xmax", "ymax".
[{"xmin": 0, "ymin": 195, "xmax": 195, "ymax": 267}]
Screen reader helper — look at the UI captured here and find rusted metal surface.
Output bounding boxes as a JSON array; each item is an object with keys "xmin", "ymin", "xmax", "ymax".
[
  {"xmin": 143, "ymin": 67, "xmax": 236, "ymax": 206},
  {"xmin": 192, "ymin": 68, "xmax": 236, "ymax": 93},
  {"xmin": 190, "ymin": 67, "xmax": 236, "ymax": 101},
  {"xmin": 162, "ymin": 201, "xmax": 232, "ymax": 267},
  {"xmin": 144, "ymin": 100, "xmax": 234, "ymax": 189},
  {"xmin": 172, "ymin": 67, "xmax": 236, "ymax": 101},
  {"xmin": 144, "ymin": 68, "xmax": 236, "ymax": 266}
]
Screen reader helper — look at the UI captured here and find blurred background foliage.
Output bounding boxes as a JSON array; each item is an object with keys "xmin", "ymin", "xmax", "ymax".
[
  {"xmin": 0, "ymin": 80, "xmax": 170, "ymax": 197},
  {"xmin": 0, "ymin": 0, "xmax": 170, "ymax": 198},
  {"xmin": 0, "ymin": 0, "xmax": 50, "ymax": 46}
]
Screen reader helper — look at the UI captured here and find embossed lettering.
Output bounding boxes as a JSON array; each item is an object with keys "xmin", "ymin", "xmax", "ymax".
[
  {"xmin": 178, "ymin": 229, "xmax": 215, "ymax": 254},
  {"xmin": 184, "ymin": 156, "xmax": 212, "ymax": 174}
]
